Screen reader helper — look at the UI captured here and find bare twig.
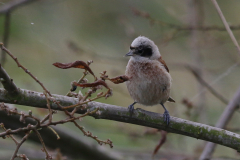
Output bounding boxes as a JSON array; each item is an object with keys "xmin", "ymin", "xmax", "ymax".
[
  {"xmin": 0, "ymin": 43, "xmax": 52, "ymax": 97},
  {"xmin": 10, "ymin": 131, "xmax": 31, "ymax": 160},
  {"xmin": 72, "ymin": 120, "xmax": 113, "ymax": 147},
  {"xmin": 2, "ymin": 97, "xmax": 113, "ymax": 149},
  {"xmin": 200, "ymin": 86, "xmax": 240, "ymax": 160},
  {"xmin": 66, "ymin": 72, "xmax": 87, "ymax": 96},
  {"xmin": 187, "ymin": 65, "xmax": 228, "ymax": 105},
  {"xmin": 15, "ymin": 154, "xmax": 28, "ymax": 160},
  {"xmin": 0, "ymin": 103, "xmax": 41, "ymax": 125},
  {"xmin": 47, "ymin": 126, "xmax": 60, "ymax": 140},
  {"xmin": 52, "ymin": 60, "xmax": 113, "ymax": 146},
  {"xmin": 0, "ymin": 64, "xmax": 19, "ymax": 96},
  {"xmin": 43, "ymin": 91, "xmax": 53, "ymax": 124},
  {"xmin": 66, "ymin": 62, "xmax": 91, "ymax": 97},
  {"xmin": 172, "ymin": 63, "xmax": 229, "ymax": 105},
  {"xmin": 211, "ymin": 0, "xmax": 240, "ymax": 54},
  {"xmin": 33, "ymin": 129, "xmax": 51, "ymax": 160},
  {"xmin": 0, "ymin": 101, "xmax": 113, "ymax": 149},
  {"xmin": 64, "ymin": 89, "xmax": 111, "ymax": 111},
  {"xmin": 0, "ymin": 123, "xmax": 18, "ymax": 145},
  {"xmin": 0, "ymin": 112, "xmax": 118, "ymax": 160}
]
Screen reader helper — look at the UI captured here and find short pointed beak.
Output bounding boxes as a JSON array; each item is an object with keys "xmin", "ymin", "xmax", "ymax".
[{"xmin": 125, "ymin": 51, "xmax": 134, "ymax": 56}]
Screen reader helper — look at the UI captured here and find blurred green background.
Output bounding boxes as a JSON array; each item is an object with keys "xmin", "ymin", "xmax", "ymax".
[{"xmin": 0, "ymin": 0, "xmax": 240, "ymax": 159}]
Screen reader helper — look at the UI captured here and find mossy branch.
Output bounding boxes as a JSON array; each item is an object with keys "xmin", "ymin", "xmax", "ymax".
[{"xmin": 0, "ymin": 88, "xmax": 240, "ymax": 152}]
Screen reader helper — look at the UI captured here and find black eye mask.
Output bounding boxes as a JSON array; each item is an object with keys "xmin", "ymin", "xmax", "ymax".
[{"xmin": 136, "ymin": 46, "xmax": 153, "ymax": 57}]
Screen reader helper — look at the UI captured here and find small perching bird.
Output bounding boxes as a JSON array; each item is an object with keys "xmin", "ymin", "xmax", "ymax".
[{"xmin": 125, "ymin": 36, "xmax": 175, "ymax": 125}]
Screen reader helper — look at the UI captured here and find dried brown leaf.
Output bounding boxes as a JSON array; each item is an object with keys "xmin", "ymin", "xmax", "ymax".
[
  {"xmin": 53, "ymin": 61, "xmax": 95, "ymax": 76},
  {"xmin": 152, "ymin": 130, "xmax": 168, "ymax": 157},
  {"xmin": 73, "ymin": 80, "xmax": 110, "ymax": 89},
  {"xmin": 109, "ymin": 75, "xmax": 129, "ymax": 84}
]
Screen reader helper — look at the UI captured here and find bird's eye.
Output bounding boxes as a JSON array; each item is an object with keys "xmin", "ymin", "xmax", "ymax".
[{"xmin": 138, "ymin": 49, "xmax": 143, "ymax": 54}]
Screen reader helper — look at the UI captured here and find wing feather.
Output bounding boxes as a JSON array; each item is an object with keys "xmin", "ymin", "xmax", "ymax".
[{"xmin": 158, "ymin": 56, "xmax": 169, "ymax": 73}]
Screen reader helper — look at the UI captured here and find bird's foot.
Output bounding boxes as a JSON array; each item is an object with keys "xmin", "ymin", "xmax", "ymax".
[
  {"xmin": 128, "ymin": 104, "xmax": 135, "ymax": 116},
  {"xmin": 163, "ymin": 110, "xmax": 170, "ymax": 126}
]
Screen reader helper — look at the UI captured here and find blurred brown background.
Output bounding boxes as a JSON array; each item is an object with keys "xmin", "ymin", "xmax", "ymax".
[{"xmin": 0, "ymin": 0, "xmax": 240, "ymax": 159}]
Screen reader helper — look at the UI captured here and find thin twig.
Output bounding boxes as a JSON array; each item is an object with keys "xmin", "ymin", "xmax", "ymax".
[
  {"xmin": 40, "ymin": 114, "xmax": 50, "ymax": 124},
  {"xmin": 64, "ymin": 89, "xmax": 111, "ymax": 110},
  {"xmin": 0, "ymin": 123, "xmax": 18, "ymax": 145},
  {"xmin": 47, "ymin": 126, "xmax": 60, "ymax": 140},
  {"xmin": 66, "ymin": 70, "xmax": 88, "ymax": 97},
  {"xmin": 70, "ymin": 87, "xmax": 96, "ymax": 115},
  {"xmin": 33, "ymin": 129, "xmax": 51, "ymax": 160},
  {"xmin": 0, "ymin": 43, "xmax": 52, "ymax": 97},
  {"xmin": 40, "ymin": 108, "xmax": 99, "ymax": 126},
  {"xmin": 0, "ymin": 64, "xmax": 19, "ymax": 95},
  {"xmin": 0, "ymin": 107, "xmax": 104, "ymax": 145},
  {"xmin": 211, "ymin": 0, "xmax": 240, "ymax": 54},
  {"xmin": 0, "ymin": 99, "xmax": 112, "ymax": 148},
  {"xmin": 172, "ymin": 63, "xmax": 229, "ymax": 105},
  {"xmin": 72, "ymin": 120, "xmax": 113, "ymax": 147},
  {"xmin": 187, "ymin": 65, "xmax": 228, "ymax": 105},
  {"xmin": 200, "ymin": 86, "xmax": 240, "ymax": 159},
  {"xmin": 0, "ymin": 103, "xmax": 41, "ymax": 125},
  {"xmin": 42, "ymin": 91, "xmax": 113, "ymax": 147},
  {"xmin": 43, "ymin": 91, "xmax": 53, "ymax": 123},
  {"xmin": 0, "ymin": 112, "xmax": 117, "ymax": 160},
  {"xmin": 10, "ymin": 131, "xmax": 31, "ymax": 160}
]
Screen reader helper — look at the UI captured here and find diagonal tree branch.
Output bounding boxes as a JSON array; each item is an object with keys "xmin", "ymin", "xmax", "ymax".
[
  {"xmin": 171, "ymin": 63, "xmax": 229, "ymax": 105},
  {"xmin": 184, "ymin": 64, "xmax": 229, "ymax": 105},
  {"xmin": 0, "ymin": 88, "xmax": 240, "ymax": 152},
  {"xmin": 200, "ymin": 86, "xmax": 240, "ymax": 160},
  {"xmin": 211, "ymin": 0, "xmax": 240, "ymax": 54},
  {"xmin": 0, "ymin": 64, "xmax": 19, "ymax": 96}
]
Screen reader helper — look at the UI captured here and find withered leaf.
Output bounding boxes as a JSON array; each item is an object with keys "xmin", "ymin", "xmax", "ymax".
[
  {"xmin": 53, "ymin": 61, "xmax": 95, "ymax": 76},
  {"xmin": 109, "ymin": 75, "xmax": 129, "ymax": 84},
  {"xmin": 152, "ymin": 130, "xmax": 168, "ymax": 157},
  {"xmin": 73, "ymin": 80, "xmax": 110, "ymax": 89}
]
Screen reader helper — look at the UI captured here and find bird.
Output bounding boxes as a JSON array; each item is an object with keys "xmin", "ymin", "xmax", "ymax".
[{"xmin": 125, "ymin": 36, "xmax": 175, "ymax": 125}]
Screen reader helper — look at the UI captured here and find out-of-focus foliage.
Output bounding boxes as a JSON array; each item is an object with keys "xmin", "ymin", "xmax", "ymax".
[{"xmin": 0, "ymin": 0, "xmax": 240, "ymax": 159}]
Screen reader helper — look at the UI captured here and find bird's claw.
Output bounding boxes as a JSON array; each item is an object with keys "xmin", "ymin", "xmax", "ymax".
[
  {"xmin": 128, "ymin": 104, "xmax": 134, "ymax": 116},
  {"xmin": 163, "ymin": 110, "xmax": 170, "ymax": 126}
]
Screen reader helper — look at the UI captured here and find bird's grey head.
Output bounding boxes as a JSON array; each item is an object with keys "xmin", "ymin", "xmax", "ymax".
[{"xmin": 126, "ymin": 36, "xmax": 161, "ymax": 60}]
